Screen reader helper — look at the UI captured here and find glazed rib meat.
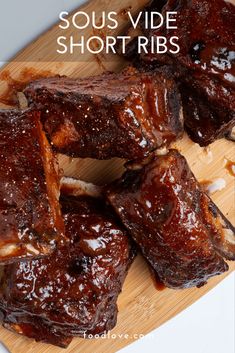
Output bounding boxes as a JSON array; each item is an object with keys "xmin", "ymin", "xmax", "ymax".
[
  {"xmin": 132, "ymin": 0, "xmax": 235, "ymax": 145},
  {"xmin": 165, "ymin": 0, "xmax": 235, "ymax": 145},
  {"xmin": 179, "ymin": 75, "xmax": 235, "ymax": 145},
  {"xmin": 0, "ymin": 178, "xmax": 135, "ymax": 347},
  {"xmin": 147, "ymin": 0, "xmax": 235, "ymax": 77},
  {"xmin": 24, "ymin": 67, "xmax": 183, "ymax": 159},
  {"xmin": 0, "ymin": 109, "xmax": 65, "ymax": 263},
  {"xmin": 106, "ymin": 150, "xmax": 235, "ymax": 289}
]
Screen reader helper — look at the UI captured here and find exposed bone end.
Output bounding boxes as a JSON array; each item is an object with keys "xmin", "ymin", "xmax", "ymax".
[
  {"xmin": 61, "ymin": 177, "xmax": 103, "ymax": 198},
  {"xmin": 0, "ymin": 243, "xmax": 51, "ymax": 264},
  {"xmin": 226, "ymin": 126, "xmax": 235, "ymax": 141},
  {"xmin": 17, "ymin": 92, "xmax": 28, "ymax": 109},
  {"xmin": 155, "ymin": 146, "xmax": 169, "ymax": 156},
  {"xmin": 0, "ymin": 244, "xmax": 18, "ymax": 258},
  {"xmin": 224, "ymin": 229, "xmax": 235, "ymax": 245},
  {"xmin": 218, "ymin": 220, "xmax": 235, "ymax": 261},
  {"xmin": 204, "ymin": 196, "xmax": 235, "ymax": 261},
  {"xmin": 125, "ymin": 154, "xmax": 155, "ymax": 171}
]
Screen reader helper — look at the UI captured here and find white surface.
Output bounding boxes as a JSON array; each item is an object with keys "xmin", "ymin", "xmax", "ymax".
[
  {"xmin": 118, "ymin": 274, "xmax": 235, "ymax": 353},
  {"xmin": 0, "ymin": 2, "xmax": 234, "ymax": 353}
]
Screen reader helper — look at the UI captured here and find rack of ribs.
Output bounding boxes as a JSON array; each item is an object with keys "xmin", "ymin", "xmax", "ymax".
[
  {"xmin": 24, "ymin": 67, "xmax": 183, "ymax": 160},
  {"xmin": 0, "ymin": 109, "xmax": 65, "ymax": 263},
  {"xmin": 0, "ymin": 178, "xmax": 135, "ymax": 347},
  {"xmin": 125, "ymin": 0, "xmax": 235, "ymax": 145},
  {"xmin": 106, "ymin": 150, "xmax": 235, "ymax": 289}
]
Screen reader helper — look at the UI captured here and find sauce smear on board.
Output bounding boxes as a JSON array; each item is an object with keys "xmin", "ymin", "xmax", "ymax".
[{"xmin": 0, "ymin": 68, "xmax": 54, "ymax": 106}]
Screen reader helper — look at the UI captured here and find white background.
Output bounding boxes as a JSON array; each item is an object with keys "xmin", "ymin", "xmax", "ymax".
[{"xmin": 0, "ymin": 1, "xmax": 234, "ymax": 353}]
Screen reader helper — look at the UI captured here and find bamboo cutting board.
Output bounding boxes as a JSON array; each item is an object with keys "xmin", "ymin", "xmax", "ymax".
[{"xmin": 0, "ymin": 1, "xmax": 234, "ymax": 352}]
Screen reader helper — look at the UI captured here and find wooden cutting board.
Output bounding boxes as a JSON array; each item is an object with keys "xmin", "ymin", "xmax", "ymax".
[{"xmin": 0, "ymin": 1, "xmax": 234, "ymax": 352}]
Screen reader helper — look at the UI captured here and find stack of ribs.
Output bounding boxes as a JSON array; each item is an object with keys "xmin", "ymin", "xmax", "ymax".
[
  {"xmin": 125, "ymin": 0, "xmax": 235, "ymax": 145},
  {"xmin": 0, "ymin": 67, "xmax": 183, "ymax": 346},
  {"xmin": 0, "ymin": 2, "xmax": 235, "ymax": 345}
]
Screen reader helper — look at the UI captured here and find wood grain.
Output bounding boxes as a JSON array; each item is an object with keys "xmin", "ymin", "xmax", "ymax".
[{"xmin": 0, "ymin": 1, "xmax": 234, "ymax": 352}]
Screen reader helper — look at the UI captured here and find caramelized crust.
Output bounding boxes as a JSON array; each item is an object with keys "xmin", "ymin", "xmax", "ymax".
[
  {"xmin": 166, "ymin": 0, "xmax": 235, "ymax": 145},
  {"xmin": 0, "ymin": 182, "xmax": 135, "ymax": 347},
  {"xmin": 149, "ymin": 0, "xmax": 235, "ymax": 79},
  {"xmin": 180, "ymin": 77, "xmax": 235, "ymax": 145},
  {"xmin": 0, "ymin": 109, "xmax": 65, "ymax": 263},
  {"xmin": 106, "ymin": 150, "xmax": 234, "ymax": 289},
  {"xmin": 24, "ymin": 67, "xmax": 183, "ymax": 159},
  {"xmin": 130, "ymin": 0, "xmax": 235, "ymax": 145}
]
